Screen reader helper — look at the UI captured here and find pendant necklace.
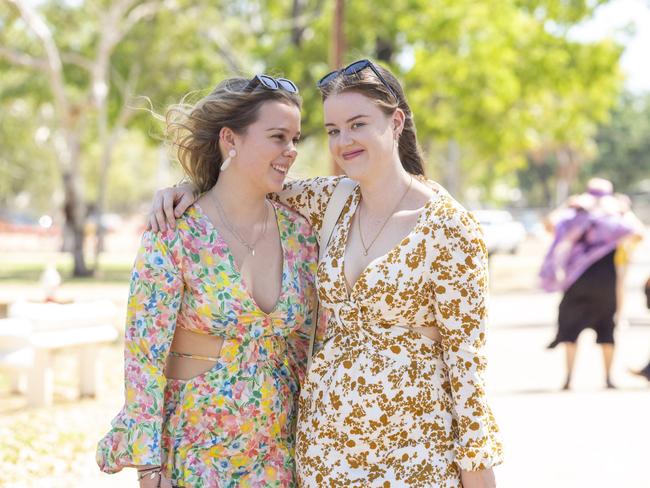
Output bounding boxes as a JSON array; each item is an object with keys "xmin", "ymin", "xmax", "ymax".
[
  {"xmin": 212, "ymin": 194, "xmax": 269, "ymax": 256},
  {"xmin": 358, "ymin": 175, "xmax": 413, "ymax": 256}
]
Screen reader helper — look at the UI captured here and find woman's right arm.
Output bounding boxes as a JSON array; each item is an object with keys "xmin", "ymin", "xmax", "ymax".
[
  {"xmin": 96, "ymin": 229, "xmax": 184, "ymax": 474},
  {"xmin": 147, "ymin": 176, "xmax": 344, "ymax": 234},
  {"xmin": 269, "ymin": 176, "xmax": 343, "ymax": 234}
]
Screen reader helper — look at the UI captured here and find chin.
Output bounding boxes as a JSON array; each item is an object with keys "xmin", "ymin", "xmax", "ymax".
[
  {"xmin": 338, "ymin": 162, "xmax": 369, "ymax": 181},
  {"xmin": 266, "ymin": 176, "xmax": 286, "ymax": 193}
]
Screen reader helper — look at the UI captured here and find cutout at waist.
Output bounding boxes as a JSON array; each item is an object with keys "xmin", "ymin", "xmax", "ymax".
[
  {"xmin": 397, "ymin": 325, "xmax": 443, "ymax": 344},
  {"xmin": 165, "ymin": 327, "xmax": 225, "ymax": 381},
  {"xmin": 171, "ymin": 327, "xmax": 225, "ymax": 356}
]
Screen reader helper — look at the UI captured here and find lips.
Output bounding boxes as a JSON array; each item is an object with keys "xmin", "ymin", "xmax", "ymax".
[{"xmin": 342, "ymin": 149, "xmax": 364, "ymax": 160}]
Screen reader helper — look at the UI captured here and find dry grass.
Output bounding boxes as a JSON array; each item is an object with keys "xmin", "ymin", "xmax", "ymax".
[{"xmin": 0, "ymin": 344, "xmax": 134, "ymax": 487}]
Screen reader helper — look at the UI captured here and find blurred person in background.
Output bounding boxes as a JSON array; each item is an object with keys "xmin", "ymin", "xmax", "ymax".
[
  {"xmin": 630, "ymin": 277, "xmax": 650, "ymax": 383},
  {"xmin": 149, "ymin": 59, "xmax": 502, "ymax": 488},
  {"xmin": 612, "ymin": 193, "xmax": 645, "ymax": 326},
  {"xmin": 540, "ymin": 178, "xmax": 644, "ymax": 390},
  {"xmin": 96, "ymin": 75, "xmax": 318, "ymax": 487}
]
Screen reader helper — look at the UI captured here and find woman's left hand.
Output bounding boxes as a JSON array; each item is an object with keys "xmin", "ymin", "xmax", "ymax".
[{"xmin": 461, "ymin": 468, "xmax": 496, "ymax": 488}]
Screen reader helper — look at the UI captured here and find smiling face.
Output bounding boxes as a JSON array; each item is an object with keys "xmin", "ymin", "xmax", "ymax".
[
  {"xmin": 323, "ymin": 91, "xmax": 401, "ymax": 182},
  {"xmin": 229, "ymin": 100, "xmax": 301, "ymax": 194}
]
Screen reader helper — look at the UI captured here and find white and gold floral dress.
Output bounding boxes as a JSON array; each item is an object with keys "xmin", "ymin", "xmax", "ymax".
[{"xmin": 277, "ymin": 176, "xmax": 503, "ymax": 488}]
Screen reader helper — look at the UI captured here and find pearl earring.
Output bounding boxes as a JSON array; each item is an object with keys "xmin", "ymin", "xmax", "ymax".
[{"xmin": 221, "ymin": 149, "xmax": 236, "ymax": 171}]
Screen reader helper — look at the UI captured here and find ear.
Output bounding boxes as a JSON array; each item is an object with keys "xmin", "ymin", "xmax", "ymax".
[
  {"xmin": 392, "ymin": 108, "xmax": 406, "ymax": 136},
  {"xmin": 219, "ymin": 126, "xmax": 237, "ymax": 151}
]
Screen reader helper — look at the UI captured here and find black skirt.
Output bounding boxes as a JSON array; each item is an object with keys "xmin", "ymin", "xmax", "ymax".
[{"xmin": 549, "ymin": 250, "xmax": 617, "ymax": 347}]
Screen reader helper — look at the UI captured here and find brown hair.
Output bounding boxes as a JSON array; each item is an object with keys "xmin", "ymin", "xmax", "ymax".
[
  {"xmin": 166, "ymin": 78, "xmax": 302, "ymax": 193},
  {"xmin": 318, "ymin": 61, "xmax": 425, "ymax": 176}
]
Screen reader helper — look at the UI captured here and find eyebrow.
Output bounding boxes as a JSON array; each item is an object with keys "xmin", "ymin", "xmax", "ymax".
[
  {"xmin": 266, "ymin": 127, "xmax": 301, "ymax": 136},
  {"xmin": 324, "ymin": 114, "xmax": 369, "ymax": 127}
]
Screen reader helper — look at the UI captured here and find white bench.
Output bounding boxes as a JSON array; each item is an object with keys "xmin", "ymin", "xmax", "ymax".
[{"xmin": 0, "ymin": 301, "xmax": 119, "ymax": 407}]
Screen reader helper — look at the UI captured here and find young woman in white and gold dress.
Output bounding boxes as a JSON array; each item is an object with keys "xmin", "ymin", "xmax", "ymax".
[{"xmin": 149, "ymin": 59, "xmax": 503, "ymax": 488}]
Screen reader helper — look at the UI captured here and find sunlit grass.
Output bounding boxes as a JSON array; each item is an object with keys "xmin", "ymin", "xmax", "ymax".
[
  {"xmin": 0, "ymin": 344, "xmax": 129, "ymax": 487},
  {"xmin": 0, "ymin": 253, "xmax": 133, "ymax": 283}
]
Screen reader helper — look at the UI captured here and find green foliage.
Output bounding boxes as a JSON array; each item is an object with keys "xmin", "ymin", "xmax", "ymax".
[
  {"xmin": 580, "ymin": 92, "xmax": 650, "ymax": 192},
  {"xmin": 0, "ymin": 98, "xmax": 59, "ymax": 212},
  {"xmin": 0, "ymin": 0, "xmax": 629, "ymax": 211}
]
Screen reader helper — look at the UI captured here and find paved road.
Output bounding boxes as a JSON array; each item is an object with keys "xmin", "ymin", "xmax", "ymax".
[
  {"xmin": 485, "ymin": 237, "xmax": 650, "ymax": 488},
  {"xmin": 4, "ymin": 235, "xmax": 649, "ymax": 487}
]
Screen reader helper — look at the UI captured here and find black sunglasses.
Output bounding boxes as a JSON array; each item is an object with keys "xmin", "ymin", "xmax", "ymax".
[
  {"xmin": 317, "ymin": 59, "xmax": 397, "ymax": 100},
  {"xmin": 244, "ymin": 74, "xmax": 299, "ymax": 93}
]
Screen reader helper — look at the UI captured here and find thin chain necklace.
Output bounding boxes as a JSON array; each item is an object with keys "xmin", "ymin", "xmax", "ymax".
[
  {"xmin": 358, "ymin": 175, "xmax": 413, "ymax": 256},
  {"xmin": 212, "ymin": 193, "xmax": 269, "ymax": 256}
]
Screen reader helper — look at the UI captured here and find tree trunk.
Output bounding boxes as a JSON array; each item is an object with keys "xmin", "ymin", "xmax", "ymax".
[
  {"xmin": 61, "ymin": 131, "xmax": 92, "ymax": 277},
  {"xmin": 94, "ymin": 143, "xmax": 111, "ymax": 264},
  {"xmin": 62, "ymin": 173, "xmax": 91, "ymax": 276},
  {"xmin": 555, "ymin": 147, "xmax": 581, "ymax": 206},
  {"xmin": 329, "ymin": 0, "xmax": 346, "ymax": 175},
  {"xmin": 290, "ymin": 0, "xmax": 306, "ymax": 46}
]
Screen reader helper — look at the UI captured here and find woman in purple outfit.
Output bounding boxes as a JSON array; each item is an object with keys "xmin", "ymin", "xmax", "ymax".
[{"xmin": 540, "ymin": 178, "xmax": 642, "ymax": 390}]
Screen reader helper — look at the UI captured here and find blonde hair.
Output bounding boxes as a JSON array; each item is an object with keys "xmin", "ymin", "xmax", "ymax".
[{"xmin": 166, "ymin": 78, "xmax": 302, "ymax": 193}]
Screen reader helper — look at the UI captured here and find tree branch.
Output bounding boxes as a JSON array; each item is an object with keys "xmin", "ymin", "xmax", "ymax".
[
  {"xmin": 8, "ymin": 0, "xmax": 70, "ymax": 131},
  {"xmin": 0, "ymin": 46, "xmax": 48, "ymax": 70},
  {"xmin": 61, "ymin": 52, "xmax": 94, "ymax": 72},
  {"xmin": 122, "ymin": 1, "xmax": 165, "ymax": 36}
]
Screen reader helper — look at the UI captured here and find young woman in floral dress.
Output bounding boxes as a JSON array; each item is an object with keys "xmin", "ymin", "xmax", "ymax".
[{"xmin": 97, "ymin": 75, "xmax": 318, "ymax": 488}]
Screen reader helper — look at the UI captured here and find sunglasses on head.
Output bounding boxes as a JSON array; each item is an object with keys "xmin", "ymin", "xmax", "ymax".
[
  {"xmin": 316, "ymin": 59, "xmax": 397, "ymax": 100},
  {"xmin": 244, "ymin": 74, "xmax": 299, "ymax": 93}
]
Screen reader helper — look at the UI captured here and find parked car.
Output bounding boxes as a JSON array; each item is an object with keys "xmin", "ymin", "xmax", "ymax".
[{"xmin": 471, "ymin": 209, "xmax": 526, "ymax": 255}]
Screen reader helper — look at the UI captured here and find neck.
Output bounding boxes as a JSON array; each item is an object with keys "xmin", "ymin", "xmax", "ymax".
[
  {"xmin": 210, "ymin": 169, "xmax": 268, "ymax": 225},
  {"xmin": 357, "ymin": 161, "xmax": 412, "ymax": 216}
]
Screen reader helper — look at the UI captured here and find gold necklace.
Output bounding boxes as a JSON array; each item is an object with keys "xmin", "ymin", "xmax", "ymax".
[
  {"xmin": 212, "ymin": 194, "xmax": 269, "ymax": 256},
  {"xmin": 358, "ymin": 175, "xmax": 413, "ymax": 256}
]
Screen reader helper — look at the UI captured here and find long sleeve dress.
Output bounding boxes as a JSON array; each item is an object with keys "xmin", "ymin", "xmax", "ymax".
[
  {"xmin": 96, "ymin": 201, "xmax": 318, "ymax": 488},
  {"xmin": 276, "ymin": 176, "xmax": 503, "ymax": 488}
]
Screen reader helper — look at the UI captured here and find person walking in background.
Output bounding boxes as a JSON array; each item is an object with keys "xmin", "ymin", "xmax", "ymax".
[
  {"xmin": 97, "ymin": 75, "xmax": 318, "ymax": 487},
  {"xmin": 612, "ymin": 193, "xmax": 645, "ymax": 326},
  {"xmin": 540, "ymin": 178, "xmax": 643, "ymax": 390},
  {"xmin": 631, "ymin": 276, "xmax": 650, "ymax": 383}
]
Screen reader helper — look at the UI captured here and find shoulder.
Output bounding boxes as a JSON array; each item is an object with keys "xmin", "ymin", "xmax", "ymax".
[
  {"xmin": 280, "ymin": 176, "xmax": 348, "ymax": 210},
  {"xmin": 142, "ymin": 205, "xmax": 206, "ymax": 264},
  {"xmin": 420, "ymin": 180, "xmax": 469, "ymax": 224},
  {"xmin": 420, "ymin": 181, "xmax": 483, "ymax": 248},
  {"xmin": 273, "ymin": 201, "xmax": 319, "ymax": 264},
  {"xmin": 282, "ymin": 175, "xmax": 345, "ymax": 194},
  {"xmin": 273, "ymin": 200, "xmax": 317, "ymax": 244},
  {"xmin": 273, "ymin": 200, "xmax": 312, "ymax": 230}
]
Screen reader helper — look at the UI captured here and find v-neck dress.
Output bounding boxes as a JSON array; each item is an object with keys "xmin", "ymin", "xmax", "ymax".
[
  {"xmin": 96, "ymin": 201, "xmax": 318, "ymax": 488},
  {"xmin": 276, "ymin": 176, "xmax": 503, "ymax": 488}
]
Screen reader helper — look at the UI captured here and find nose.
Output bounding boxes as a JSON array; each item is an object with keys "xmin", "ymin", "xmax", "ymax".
[
  {"xmin": 339, "ymin": 129, "xmax": 354, "ymax": 147},
  {"xmin": 283, "ymin": 142, "xmax": 297, "ymax": 158}
]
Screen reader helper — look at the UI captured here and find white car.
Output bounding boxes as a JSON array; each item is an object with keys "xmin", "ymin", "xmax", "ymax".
[{"xmin": 471, "ymin": 209, "xmax": 526, "ymax": 255}]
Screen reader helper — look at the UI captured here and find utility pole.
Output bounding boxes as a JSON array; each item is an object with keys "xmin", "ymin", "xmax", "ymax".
[
  {"xmin": 330, "ymin": 0, "xmax": 345, "ymax": 174},
  {"xmin": 332, "ymin": 0, "xmax": 345, "ymax": 70}
]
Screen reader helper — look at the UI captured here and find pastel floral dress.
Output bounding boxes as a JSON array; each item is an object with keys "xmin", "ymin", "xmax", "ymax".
[
  {"xmin": 96, "ymin": 201, "xmax": 318, "ymax": 488},
  {"xmin": 277, "ymin": 176, "xmax": 503, "ymax": 488}
]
